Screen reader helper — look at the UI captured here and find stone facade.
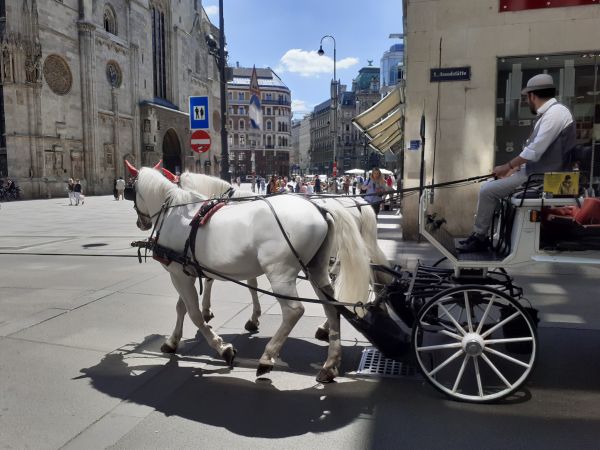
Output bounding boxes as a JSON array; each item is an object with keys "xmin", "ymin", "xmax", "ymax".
[{"xmin": 0, "ymin": 0, "xmax": 221, "ymax": 198}]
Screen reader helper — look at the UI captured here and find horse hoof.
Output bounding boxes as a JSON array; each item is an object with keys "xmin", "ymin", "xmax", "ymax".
[
  {"xmin": 244, "ymin": 320, "xmax": 259, "ymax": 333},
  {"xmin": 315, "ymin": 327, "xmax": 330, "ymax": 342},
  {"xmin": 316, "ymin": 368, "xmax": 336, "ymax": 384},
  {"xmin": 160, "ymin": 342, "xmax": 177, "ymax": 354},
  {"xmin": 203, "ymin": 311, "xmax": 215, "ymax": 323},
  {"xmin": 222, "ymin": 346, "xmax": 237, "ymax": 368},
  {"xmin": 256, "ymin": 363, "xmax": 273, "ymax": 377}
]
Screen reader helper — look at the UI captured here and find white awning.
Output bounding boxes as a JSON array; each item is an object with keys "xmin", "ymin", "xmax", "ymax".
[
  {"xmin": 352, "ymin": 85, "xmax": 404, "ymax": 153},
  {"xmin": 353, "ymin": 86, "xmax": 404, "ymax": 133}
]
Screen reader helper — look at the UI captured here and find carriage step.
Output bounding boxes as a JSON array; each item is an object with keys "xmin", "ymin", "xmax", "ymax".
[{"xmin": 354, "ymin": 347, "xmax": 421, "ymax": 379}]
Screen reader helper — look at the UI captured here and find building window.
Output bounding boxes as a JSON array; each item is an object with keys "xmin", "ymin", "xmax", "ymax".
[
  {"xmin": 151, "ymin": 4, "xmax": 168, "ymax": 100},
  {"xmin": 267, "ymin": 107, "xmax": 272, "ymax": 115},
  {"xmin": 239, "ymin": 119, "xmax": 245, "ymax": 130},
  {"xmin": 228, "ymin": 92, "xmax": 233, "ymax": 100},
  {"xmin": 103, "ymin": 5, "xmax": 117, "ymax": 35},
  {"xmin": 496, "ymin": 53, "xmax": 600, "ymax": 170},
  {"xmin": 240, "ymin": 134, "xmax": 246, "ymax": 146},
  {"xmin": 266, "ymin": 120, "xmax": 272, "ymax": 130},
  {"xmin": 238, "ymin": 92, "xmax": 245, "ymax": 101},
  {"xmin": 239, "ymin": 106, "xmax": 245, "ymax": 115}
]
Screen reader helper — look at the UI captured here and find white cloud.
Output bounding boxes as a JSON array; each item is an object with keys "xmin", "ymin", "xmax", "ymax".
[
  {"xmin": 277, "ymin": 49, "xmax": 359, "ymax": 77},
  {"xmin": 292, "ymin": 99, "xmax": 311, "ymax": 115},
  {"xmin": 204, "ymin": 5, "xmax": 219, "ymax": 18}
]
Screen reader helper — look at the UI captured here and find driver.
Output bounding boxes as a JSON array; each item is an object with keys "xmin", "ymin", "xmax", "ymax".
[{"xmin": 458, "ymin": 73, "xmax": 576, "ymax": 252}]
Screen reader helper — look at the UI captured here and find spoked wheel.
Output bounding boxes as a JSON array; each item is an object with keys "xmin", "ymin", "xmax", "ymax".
[{"xmin": 412, "ymin": 285, "xmax": 537, "ymax": 403}]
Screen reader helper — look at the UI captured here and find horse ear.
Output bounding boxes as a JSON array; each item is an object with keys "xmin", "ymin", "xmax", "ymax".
[
  {"xmin": 124, "ymin": 160, "xmax": 138, "ymax": 178},
  {"xmin": 161, "ymin": 167, "xmax": 177, "ymax": 182},
  {"xmin": 153, "ymin": 159, "xmax": 162, "ymax": 169}
]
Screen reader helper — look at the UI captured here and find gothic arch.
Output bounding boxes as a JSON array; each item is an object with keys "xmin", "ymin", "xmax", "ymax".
[
  {"xmin": 103, "ymin": 4, "xmax": 118, "ymax": 35},
  {"xmin": 162, "ymin": 128, "xmax": 181, "ymax": 174}
]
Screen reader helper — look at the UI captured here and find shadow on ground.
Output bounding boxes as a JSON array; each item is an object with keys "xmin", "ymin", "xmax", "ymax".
[{"xmin": 76, "ymin": 333, "xmax": 377, "ymax": 438}]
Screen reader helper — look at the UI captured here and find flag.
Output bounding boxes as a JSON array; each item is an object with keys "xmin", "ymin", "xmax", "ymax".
[{"xmin": 248, "ymin": 65, "xmax": 262, "ymax": 130}]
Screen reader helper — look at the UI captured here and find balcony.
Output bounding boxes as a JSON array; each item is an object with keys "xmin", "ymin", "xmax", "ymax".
[{"xmin": 261, "ymin": 99, "xmax": 291, "ymax": 106}]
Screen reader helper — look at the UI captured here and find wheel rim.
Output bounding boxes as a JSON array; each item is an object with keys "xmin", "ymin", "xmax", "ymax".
[{"xmin": 413, "ymin": 286, "xmax": 536, "ymax": 402}]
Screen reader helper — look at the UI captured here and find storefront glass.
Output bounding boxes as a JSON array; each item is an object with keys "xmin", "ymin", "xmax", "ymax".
[{"xmin": 496, "ymin": 53, "xmax": 600, "ymax": 185}]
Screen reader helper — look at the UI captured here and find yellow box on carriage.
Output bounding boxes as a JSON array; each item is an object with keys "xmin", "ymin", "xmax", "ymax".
[{"xmin": 543, "ymin": 172, "xmax": 579, "ymax": 197}]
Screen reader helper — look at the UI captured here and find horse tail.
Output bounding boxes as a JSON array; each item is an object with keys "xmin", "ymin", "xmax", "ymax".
[
  {"xmin": 325, "ymin": 206, "xmax": 371, "ymax": 307},
  {"xmin": 359, "ymin": 205, "xmax": 393, "ymax": 286}
]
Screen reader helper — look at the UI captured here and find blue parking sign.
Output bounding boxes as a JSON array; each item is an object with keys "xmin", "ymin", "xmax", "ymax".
[{"xmin": 189, "ymin": 96, "xmax": 209, "ymax": 130}]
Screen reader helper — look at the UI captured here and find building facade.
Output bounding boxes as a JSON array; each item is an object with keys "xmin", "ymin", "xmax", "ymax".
[
  {"xmin": 0, "ymin": 0, "xmax": 221, "ymax": 198},
  {"xmin": 380, "ymin": 43, "xmax": 404, "ymax": 96},
  {"xmin": 402, "ymin": 0, "xmax": 600, "ymax": 239},
  {"xmin": 298, "ymin": 115, "xmax": 311, "ymax": 174},
  {"xmin": 226, "ymin": 66, "xmax": 291, "ymax": 178}
]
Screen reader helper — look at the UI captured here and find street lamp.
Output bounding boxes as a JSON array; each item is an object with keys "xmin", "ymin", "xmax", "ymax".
[
  {"xmin": 317, "ymin": 35, "xmax": 338, "ymax": 185},
  {"xmin": 205, "ymin": 0, "xmax": 230, "ymax": 182}
]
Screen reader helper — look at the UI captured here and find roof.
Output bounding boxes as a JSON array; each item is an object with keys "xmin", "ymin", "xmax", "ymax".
[
  {"xmin": 313, "ymin": 99, "xmax": 332, "ymax": 115},
  {"xmin": 228, "ymin": 67, "xmax": 289, "ymax": 90},
  {"xmin": 340, "ymin": 91, "xmax": 356, "ymax": 106}
]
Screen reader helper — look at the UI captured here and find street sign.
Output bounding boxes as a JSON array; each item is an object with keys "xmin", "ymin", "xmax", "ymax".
[
  {"xmin": 189, "ymin": 96, "xmax": 209, "ymax": 130},
  {"xmin": 191, "ymin": 129, "xmax": 211, "ymax": 153},
  {"xmin": 430, "ymin": 67, "xmax": 471, "ymax": 82}
]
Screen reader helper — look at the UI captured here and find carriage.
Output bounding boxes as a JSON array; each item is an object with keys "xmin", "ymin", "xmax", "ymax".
[{"xmin": 126, "ymin": 165, "xmax": 600, "ymax": 403}]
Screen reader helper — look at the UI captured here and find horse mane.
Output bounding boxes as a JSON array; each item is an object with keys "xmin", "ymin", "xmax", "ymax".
[
  {"xmin": 138, "ymin": 168, "xmax": 205, "ymax": 204},
  {"xmin": 179, "ymin": 172, "xmax": 233, "ymax": 197}
]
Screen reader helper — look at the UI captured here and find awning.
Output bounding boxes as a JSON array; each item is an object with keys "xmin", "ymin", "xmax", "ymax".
[{"xmin": 352, "ymin": 85, "xmax": 404, "ymax": 153}]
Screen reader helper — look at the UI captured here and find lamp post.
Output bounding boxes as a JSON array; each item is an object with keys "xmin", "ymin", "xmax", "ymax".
[
  {"xmin": 317, "ymin": 35, "xmax": 338, "ymax": 184},
  {"xmin": 205, "ymin": 0, "xmax": 230, "ymax": 182}
]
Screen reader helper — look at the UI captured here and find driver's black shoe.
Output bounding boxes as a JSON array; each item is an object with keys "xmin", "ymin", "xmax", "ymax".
[{"xmin": 457, "ymin": 233, "xmax": 490, "ymax": 253}]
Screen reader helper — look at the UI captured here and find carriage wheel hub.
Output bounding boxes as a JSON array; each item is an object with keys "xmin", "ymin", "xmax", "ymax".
[{"xmin": 462, "ymin": 333, "xmax": 484, "ymax": 356}]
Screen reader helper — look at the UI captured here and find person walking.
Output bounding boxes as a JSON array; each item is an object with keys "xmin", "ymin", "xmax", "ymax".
[
  {"xmin": 343, "ymin": 176, "xmax": 351, "ymax": 195},
  {"xmin": 314, "ymin": 176, "xmax": 322, "ymax": 194},
  {"xmin": 66, "ymin": 178, "xmax": 75, "ymax": 205},
  {"xmin": 73, "ymin": 179, "xmax": 82, "ymax": 206},
  {"xmin": 458, "ymin": 73, "xmax": 576, "ymax": 252},
  {"xmin": 363, "ymin": 168, "xmax": 386, "ymax": 215},
  {"xmin": 115, "ymin": 177, "xmax": 126, "ymax": 200},
  {"xmin": 267, "ymin": 176, "xmax": 277, "ymax": 195}
]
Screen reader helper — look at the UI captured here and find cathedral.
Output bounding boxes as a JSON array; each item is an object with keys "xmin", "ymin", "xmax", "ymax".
[{"xmin": 0, "ymin": 0, "xmax": 222, "ymax": 198}]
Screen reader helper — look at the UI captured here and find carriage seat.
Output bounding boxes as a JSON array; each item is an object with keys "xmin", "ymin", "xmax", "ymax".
[{"xmin": 542, "ymin": 198, "xmax": 600, "ymax": 246}]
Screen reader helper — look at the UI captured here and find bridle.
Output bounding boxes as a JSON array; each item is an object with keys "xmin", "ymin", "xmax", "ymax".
[{"xmin": 124, "ymin": 184, "xmax": 156, "ymax": 226}]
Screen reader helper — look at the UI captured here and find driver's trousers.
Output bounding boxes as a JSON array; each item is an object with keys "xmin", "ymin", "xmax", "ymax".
[{"xmin": 473, "ymin": 170, "xmax": 529, "ymax": 236}]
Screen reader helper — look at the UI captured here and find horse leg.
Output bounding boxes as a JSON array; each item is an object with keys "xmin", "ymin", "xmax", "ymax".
[
  {"xmin": 315, "ymin": 319, "xmax": 330, "ymax": 342},
  {"xmin": 256, "ymin": 281, "xmax": 304, "ymax": 376},
  {"xmin": 313, "ymin": 284, "xmax": 342, "ymax": 383},
  {"xmin": 170, "ymin": 272, "xmax": 236, "ymax": 367},
  {"xmin": 201, "ymin": 278, "xmax": 215, "ymax": 323},
  {"xmin": 244, "ymin": 278, "xmax": 261, "ymax": 333},
  {"xmin": 161, "ymin": 296, "xmax": 187, "ymax": 353}
]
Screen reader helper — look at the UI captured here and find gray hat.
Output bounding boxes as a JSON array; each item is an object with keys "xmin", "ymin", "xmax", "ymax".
[{"xmin": 521, "ymin": 74, "xmax": 555, "ymax": 94}]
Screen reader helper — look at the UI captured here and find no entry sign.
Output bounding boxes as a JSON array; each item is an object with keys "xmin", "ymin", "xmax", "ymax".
[{"xmin": 191, "ymin": 129, "xmax": 211, "ymax": 153}]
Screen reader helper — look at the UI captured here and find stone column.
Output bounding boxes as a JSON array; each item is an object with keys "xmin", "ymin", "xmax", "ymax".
[
  {"xmin": 129, "ymin": 43, "xmax": 141, "ymax": 171},
  {"xmin": 111, "ymin": 87, "xmax": 119, "ymax": 179},
  {"xmin": 77, "ymin": 21, "xmax": 98, "ymax": 192}
]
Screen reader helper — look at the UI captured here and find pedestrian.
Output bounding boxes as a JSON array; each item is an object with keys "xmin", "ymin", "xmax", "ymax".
[
  {"xmin": 267, "ymin": 175, "xmax": 277, "ymax": 195},
  {"xmin": 352, "ymin": 176, "xmax": 357, "ymax": 196},
  {"xmin": 343, "ymin": 176, "xmax": 351, "ymax": 195},
  {"xmin": 115, "ymin": 177, "xmax": 126, "ymax": 200},
  {"xmin": 260, "ymin": 176, "xmax": 266, "ymax": 193},
  {"xmin": 363, "ymin": 168, "xmax": 386, "ymax": 215},
  {"xmin": 73, "ymin": 179, "xmax": 82, "ymax": 206},
  {"xmin": 458, "ymin": 73, "xmax": 576, "ymax": 252},
  {"xmin": 251, "ymin": 174, "xmax": 256, "ymax": 193},
  {"xmin": 113, "ymin": 178, "xmax": 118, "ymax": 200},
  {"xmin": 294, "ymin": 176, "xmax": 302, "ymax": 193},
  {"xmin": 66, "ymin": 178, "xmax": 74, "ymax": 205},
  {"xmin": 314, "ymin": 176, "xmax": 322, "ymax": 194}
]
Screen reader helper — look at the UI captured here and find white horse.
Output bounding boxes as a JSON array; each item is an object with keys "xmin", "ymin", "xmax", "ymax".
[
  {"xmin": 177, "ymin": 171, "xmax": 392, "ymax": 338},
  {"xmin": 128, "ymin": 167, "xmax": 371, "ymax": 382}
]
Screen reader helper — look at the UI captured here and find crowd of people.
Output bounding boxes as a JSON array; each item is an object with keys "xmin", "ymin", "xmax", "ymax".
[
  {"xmin": 243, "ymin": 168, "xmax": 399, "ymax": 216},
  {"xmin": 66, "ymin": 178, "xmax": 84, "ymax": 205},
  {"xmin": 0, "ymin": 178, "xmax": 21, "ymax": 201}
]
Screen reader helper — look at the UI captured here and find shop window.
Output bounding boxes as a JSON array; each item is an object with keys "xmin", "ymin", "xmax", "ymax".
[{"xmin": 496, "ymin": 53, "xmax": 600, "ymax": 173}]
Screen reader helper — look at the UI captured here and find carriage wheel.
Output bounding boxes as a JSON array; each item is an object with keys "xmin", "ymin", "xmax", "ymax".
[{"xmin": 412, "ymin": 285, "xmax": 537, "ymax": 403}]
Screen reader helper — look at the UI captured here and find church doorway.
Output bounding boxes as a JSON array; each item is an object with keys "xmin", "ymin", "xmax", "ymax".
[{"xmin": 162, "ymin": 129, "xmax": 182, "ymax": 173}]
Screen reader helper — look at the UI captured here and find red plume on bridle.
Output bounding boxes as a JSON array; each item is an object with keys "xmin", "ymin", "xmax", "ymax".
[
  {"xmin": 125, "ymin": 160, "xmax": 138, "ymax": 178},
  {"xmin": 153, "ymin": 160, "xmax": 163, "ymax": 170},
  {"xmin": 161, "ymin": 167, "xmax": 178, "ymax": 182}
]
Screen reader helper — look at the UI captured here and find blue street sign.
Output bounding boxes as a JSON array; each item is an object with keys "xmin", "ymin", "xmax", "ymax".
[
  {"xmin": 409, "ymin": 140, "xmax": 421, "ymax": 150},
  {"xmin": 189, "ymin": 96, "xmax": 209, "ymax": 130}
]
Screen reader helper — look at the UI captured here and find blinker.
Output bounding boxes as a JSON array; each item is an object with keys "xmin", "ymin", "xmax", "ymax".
[{"xmin": 124, "ymin": 186, "xmax": 136, "ymax": 201}]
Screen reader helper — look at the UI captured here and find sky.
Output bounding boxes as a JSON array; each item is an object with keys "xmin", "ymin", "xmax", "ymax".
[{"xmin": 203, "ymin": 0, "xmax": 403, "ymax": 119}]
